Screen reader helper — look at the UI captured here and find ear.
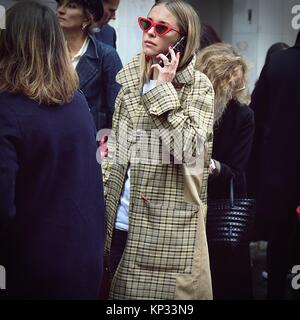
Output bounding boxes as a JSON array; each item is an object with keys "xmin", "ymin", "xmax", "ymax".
[{"xmin": 83, "ymin": 11, "xmax": 93, "ymax": 26}]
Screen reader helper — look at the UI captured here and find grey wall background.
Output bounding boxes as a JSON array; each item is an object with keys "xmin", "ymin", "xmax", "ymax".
[
  {"xmin": 186, "ymin": 0, "xmax": 299, "ymax": 90},
  {"xmin": 1, "ymin": 0, "xmax": 299, "ymax": 91}
]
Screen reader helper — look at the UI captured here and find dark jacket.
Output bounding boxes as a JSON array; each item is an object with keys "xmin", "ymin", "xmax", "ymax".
[
  {"xmin": 207, "ymin": 101, "xmax": 255, "ymax": 300},
  {"xmin": 76, "ymin": 34, "xmax": 122, "ymax": 131},
  {"xmin": 0, "ymin": 91, "xmax": 105, "ymax": 299},
  {"xmin": 248, "ymin": 44, "xmax": 300, "ymax": 224},
  {"xmin": 208, "ymin": 101, "xmax": 255, "ymax": 199},
  {"xmin": 94, "ymin": 24, "xmax": 117, "ymax": 49}
]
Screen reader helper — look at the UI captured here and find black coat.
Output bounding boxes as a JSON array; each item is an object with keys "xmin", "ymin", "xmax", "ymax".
[
  {"xmin": 248, "ymin": 44, "xmax": 300, "ymax": 225},
  {"xmin": 0, "ymin": 91, "xmax": 105, "ymax": 299},
  {"xmin": 247, "ymin": 44, "xmax": 300, "ymax": 297},
  {"xmin": 76, "ymin": 34, "xmax": 122, "ymax": 131},
  {"xmin": 208, "ymin": 100, "xmax": 255, "ymax": 199}
]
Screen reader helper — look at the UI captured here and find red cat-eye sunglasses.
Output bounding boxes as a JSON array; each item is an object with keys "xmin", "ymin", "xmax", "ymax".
[{"xmin": 138, "ymin": 17, "xmax": 182, "ymax": 37}]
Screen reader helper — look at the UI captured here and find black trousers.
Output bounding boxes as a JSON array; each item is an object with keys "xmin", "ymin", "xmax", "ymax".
[
  {"xmin": 208, "ymin": 243, "xmax": 253, "ymax": 300},
  {"xmin": 267, "ymin": 215, "xmax": 300, "ymax": 300}
]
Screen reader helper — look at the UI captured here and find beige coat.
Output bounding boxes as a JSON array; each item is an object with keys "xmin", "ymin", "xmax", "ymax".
[{"xmin": 102, "ymin": 54, "xmax": 214, "ymax": 300}]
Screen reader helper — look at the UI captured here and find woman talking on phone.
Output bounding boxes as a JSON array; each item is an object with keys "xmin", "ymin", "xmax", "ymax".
[{"xmin": 101, "ymin": 0, "xmax": 214, "ymax": 300}]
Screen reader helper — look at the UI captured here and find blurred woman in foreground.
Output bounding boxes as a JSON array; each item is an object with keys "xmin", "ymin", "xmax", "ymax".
[{"xmin": 0, "ymin": 1, "xmax": 105, "ymax": 299}]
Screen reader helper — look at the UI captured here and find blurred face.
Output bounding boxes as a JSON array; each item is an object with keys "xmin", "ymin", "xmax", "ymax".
[
  {"xmin": 56, "ymin": 1, "xmax": 90, "ymax": 31},
  {"xmin": 142, "ymin": 5, "xmax": 181, "ymax": 58},
  {"xmin": 98, "ymin": 0, "xmax": 120, "ymax": 27}
]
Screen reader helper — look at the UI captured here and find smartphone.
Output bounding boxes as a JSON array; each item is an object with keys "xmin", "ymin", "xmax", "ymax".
[{"xmin": 159, "ymin": 36, "xmax": 187, "ymax": 67}]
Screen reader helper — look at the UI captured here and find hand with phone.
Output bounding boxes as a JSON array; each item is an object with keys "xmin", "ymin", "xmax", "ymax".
[
  {"xmin": 158, "ymin": 36, "xmax": 186, "ymax": 67},
  {"xmin": 151, "ymin": 37, "xmax": 186, "ymax": 87},
  {"xmin": 151, "ymin": 47, "xmax": 180, "ymax": 86}
]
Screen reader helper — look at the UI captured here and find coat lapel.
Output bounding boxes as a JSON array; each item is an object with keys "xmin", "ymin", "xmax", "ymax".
[
  {"xmin": 76, "ymin": 35, "xmax": 99, "ymax": 90},
  {"xmin": 76, "ymin": 55, "xmax": 98, "ymax": 89}
]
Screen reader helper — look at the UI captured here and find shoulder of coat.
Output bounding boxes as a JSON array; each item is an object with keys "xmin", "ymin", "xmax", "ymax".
[
  {"xmin": 193, "ymin": 70, "xmax": 213, "ymax": 90},
  {"xmin": 116, "ymin": 54, "xmax": 141, "ymax": 87}
]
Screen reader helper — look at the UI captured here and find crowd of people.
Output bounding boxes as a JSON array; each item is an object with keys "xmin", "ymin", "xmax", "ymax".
[{"xmin": 0, "ymin": 0, "xmax": 299, "ymax": 300}]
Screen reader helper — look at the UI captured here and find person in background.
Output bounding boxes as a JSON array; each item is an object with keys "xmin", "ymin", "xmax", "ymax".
[
  {"xmin": 102, "ymin": 0, "xmax": 214, "ymax": 300},
  {"xmin": 0, "ymin": 1, "xmax": 105, "ymax": 299},
  {"xmin": 264, "ymin": 42, "xmax": 289, "ymax": 66},
  {"xmin": 56, "ymin": 0, "xmax": 122, "ymax": 131},
  {"xmin": 199, "ymin": 23, "xmax": 222, "ymax": 50},
  {"xmin": 94, "ymin": 0, "xmax": 120, "ymax": 48},
  {"xmin": 196, "ymin": 43, "xmax": 255, "ymax": 300},
  {"xmin": 248, "ymin": 32, "xmax": 300, "ymax": 300},
  {"xmin": 247, "ymin": 42, "xmax": 290, "ymax": 202}
]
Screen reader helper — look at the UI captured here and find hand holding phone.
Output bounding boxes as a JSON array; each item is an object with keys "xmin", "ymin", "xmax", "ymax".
[
  {"xmin": 151, "ymin": 36, "xmax": 186, "ymax": 86},
  {"xmin": 159, "ymin": 36, "xmax": 187, "ymax": 67}
]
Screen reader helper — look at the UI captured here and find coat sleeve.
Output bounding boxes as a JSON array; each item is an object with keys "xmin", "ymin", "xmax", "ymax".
[
  {"xmin": 217, "ymin": 107, "xmax": 255, "ymax": 183},
  {"xmin": 250, "ymin": 65, "xmax": 270, "ymax": 125},
  {"xmin": 101, "ymin": 88, "xmax": 133, "ymax": 197},
  {"xmin": 101, "ymin": 92, "xmax": 119, "ymax": 190},
  {"xmin": 246, "ymin": 64, "xmax": 270, "ymax": 196},
  {"xmin": 141, "ymin": 72, "xmax": 214, "ymax": 164},
  {"xmin": 0, "ymin": 106, "xmax": 21, "ymax": 235}
]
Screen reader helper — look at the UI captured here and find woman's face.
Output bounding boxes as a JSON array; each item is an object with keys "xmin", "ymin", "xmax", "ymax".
[
  {"xmin": 142, "ymin": 5, "xmax": 181, "ymax": 58},
  {"xmin": 56, "ymin": 1, "xmax": 90, "ymax": 31}
]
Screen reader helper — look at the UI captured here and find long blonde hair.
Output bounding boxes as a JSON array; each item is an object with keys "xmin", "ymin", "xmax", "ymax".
[
  {"xmin": 140, "ymin": 0, "xmax": 200, "ymax": 85},
  {"xmin": 0, "ymin": 1, "xmax": 78, "ymax": 105},
  {"xmin": 195, "ymin": 43, "xmax": 250, "ymax": 124}
]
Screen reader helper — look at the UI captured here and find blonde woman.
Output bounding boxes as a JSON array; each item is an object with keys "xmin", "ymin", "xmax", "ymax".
[
  {"xmin": 196, "ymin": 43, "xmax": 255, "ymax": 299},
  {"xmin": 0, "ymin": 1, "xmax": 105, "ymax": 299},
  {"xmin": 102, "ymin": 0, "xmax": 214, "ymax": 300}
]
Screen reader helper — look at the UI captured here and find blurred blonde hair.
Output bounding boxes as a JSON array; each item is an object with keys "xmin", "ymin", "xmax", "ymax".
[
  {"xmin": 195, "ymin": 43, "xmax": 250, "ymax": 124},
  {"xmin": 0, "ymin": 1, "xmax": 78, "ymax": 105},
  {"xmin": 140, "ymin": 0, "xmax": 200, "ymax": 85}
]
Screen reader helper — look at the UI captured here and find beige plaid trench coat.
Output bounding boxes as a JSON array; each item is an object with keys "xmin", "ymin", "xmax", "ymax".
[{"xmin": 102, "ymin": 54, "xmax": 214, "ymax": 300}]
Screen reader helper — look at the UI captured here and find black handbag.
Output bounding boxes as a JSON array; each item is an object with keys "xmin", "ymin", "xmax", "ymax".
[{"xmin": 206, "ymin": 179, "xmax": 256, "ymax": 246}]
